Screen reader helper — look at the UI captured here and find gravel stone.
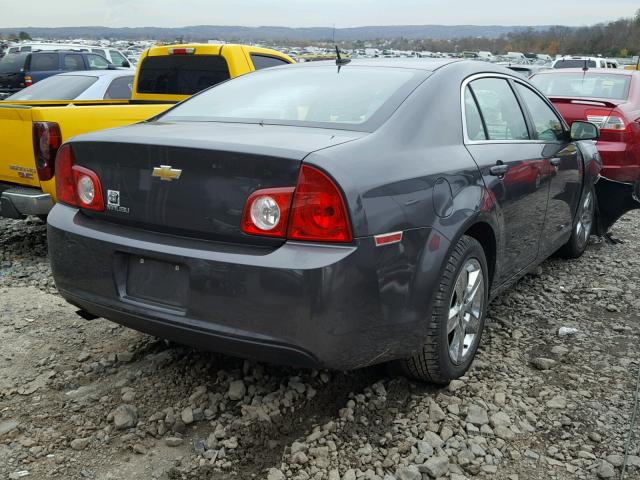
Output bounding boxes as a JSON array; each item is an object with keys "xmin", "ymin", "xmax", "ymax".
[
  {"xmin": 112, "ymin": 404, "xmax": 138, "ymax": 430},
  {"xmin": 228, "ymin": 380, "xmax": 246, "ymax": 400},
  {"xmin": 466, "ymin": 404, "xmax": 489, "ymax": 425}
]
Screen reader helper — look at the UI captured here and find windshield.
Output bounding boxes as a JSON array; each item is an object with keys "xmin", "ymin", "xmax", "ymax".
[
  {"xmin": 0, "ymin": 53, "xmax": 29, "ymax": 73},
  {"xmin": 554, "ymin": 59, "xmax": 597, "ymax": 69},
  {"xmin": 6, "ymin": 75, "xmax": 98, "ymax": 101},
  {"xmin": 531, "ymin": 73, "xmax": 632, "ymax": 100},
  {"xmin": 161, "ymin": 65, "xmax": 421, "ymax": 130}
]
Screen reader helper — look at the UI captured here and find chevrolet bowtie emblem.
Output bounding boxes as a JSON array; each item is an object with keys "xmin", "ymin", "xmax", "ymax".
[{"xmin": 152, "ymin": 165, "xmax": 182, "ymax": 181}]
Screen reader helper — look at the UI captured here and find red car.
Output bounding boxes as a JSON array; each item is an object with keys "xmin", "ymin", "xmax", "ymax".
[{"xmin": 531, "ymin": 69, "xmax": 640, "ymax": 184}]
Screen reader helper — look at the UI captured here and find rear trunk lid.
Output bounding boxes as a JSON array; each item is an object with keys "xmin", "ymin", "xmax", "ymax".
[
  {"xmin": 548, "ymin": 97, "xmax": 622, "ymax": 126},
  {"xmin": 71, "ymin": 121, "xmax": 363, "ymax": 244}
]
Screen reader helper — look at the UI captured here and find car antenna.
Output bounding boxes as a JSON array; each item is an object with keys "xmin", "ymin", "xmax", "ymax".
[{"xmin": 336, "ymin": 46, "xmax": 351, "ymax": 67}]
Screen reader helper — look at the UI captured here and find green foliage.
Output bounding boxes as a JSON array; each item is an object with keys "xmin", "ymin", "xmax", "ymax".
[{"xmin": 18, "ymin": 31, "xmax": 31, "ymax": 41}]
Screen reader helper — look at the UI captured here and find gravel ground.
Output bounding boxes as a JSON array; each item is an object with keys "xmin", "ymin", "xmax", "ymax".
[{"xmin": 0, "ymin": 214, "xmax": 639, "ymax": 480}]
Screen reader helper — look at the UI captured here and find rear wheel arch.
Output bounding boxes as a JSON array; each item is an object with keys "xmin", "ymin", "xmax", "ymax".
[{"xmin": 462, "ymin": 221, "xmax": 497, "ymax": 287}]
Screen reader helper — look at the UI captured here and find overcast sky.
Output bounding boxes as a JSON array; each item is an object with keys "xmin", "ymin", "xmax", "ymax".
[{"xmin": 0, "ymin": 0, "xmax": 637, "ymax": 28}]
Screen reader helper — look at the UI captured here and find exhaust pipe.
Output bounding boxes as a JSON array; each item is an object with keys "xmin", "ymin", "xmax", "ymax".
[{"xmin": 76, "ymin": 309, "xmax": 100, "ymax": 321}]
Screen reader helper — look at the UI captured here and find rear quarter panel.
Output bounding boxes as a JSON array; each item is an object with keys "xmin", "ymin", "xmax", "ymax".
[{"xmin": 0, "ymin": 106, "xmax": 38, "ymax": 187}]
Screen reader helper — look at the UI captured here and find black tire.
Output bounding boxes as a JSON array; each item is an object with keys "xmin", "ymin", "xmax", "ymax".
[
  {"xmin": 559, "ymin": 185, "xmax": 595, "ymax": 259},
  {"xmin": 399, "ymin": 235, "xmax": 489, "ymax": 384}
]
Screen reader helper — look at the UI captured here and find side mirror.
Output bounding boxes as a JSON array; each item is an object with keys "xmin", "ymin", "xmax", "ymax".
[
  {"xmin": 107, "ymin": 63, "xmax": 117, "ymax": 70},
  {"xmin": 570, "ymin": 121, "xmax": 599, "ymax": 141},
  {"xmin": 122, "ymin": 60, "xmax": 130, "ymax": 68}
]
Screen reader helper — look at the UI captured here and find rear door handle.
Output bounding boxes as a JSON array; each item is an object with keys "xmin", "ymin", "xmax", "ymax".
[
  {"xmin": 489, "ymin": 164, "xmax": 509, "ymax": 176},
  {"xmin": 550, "ymin": 158, "xmax": 561, "ymax": 167}
]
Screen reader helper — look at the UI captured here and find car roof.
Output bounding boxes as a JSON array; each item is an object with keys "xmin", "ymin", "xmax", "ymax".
[
  {"xmin": 286, "ymin": 58, "xmax": 465, "ymax": 71},
  {"xmin": 56, "ymin": 70, "xmax": 134, "ymax": 78},
  {"xmin": 534, "ymin": 68, "xmax": 637, "ymax": 76}
]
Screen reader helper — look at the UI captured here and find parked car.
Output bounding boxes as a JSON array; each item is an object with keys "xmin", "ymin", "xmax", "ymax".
[
  {"xmin": 0, "ymin": 44, "xmax": 294, "ymax": 220},
  {"xmin": 48, "ymin": 59, "xmax": 607, "ymax": 383},
  {"xmin": 530, "ymin": 69, "xmax": 640, "ymax": 183},
  {"xmin": 552, "ymin": 56, "xmax": 619, "ymax": 69},
  {"xmin": 6, "ymin": 43, "xmax": 133, "ymax": 68},
  {"xmin": 4, "ymin": 70, "xmax": 135, "ymax": 102},
  {"xmin": 0, "ymin": 50, "xmax": 116, "ymax": 99},
  {"xmin": 506, "ymin": 64, "xmax": 549, "ymax": 78}
]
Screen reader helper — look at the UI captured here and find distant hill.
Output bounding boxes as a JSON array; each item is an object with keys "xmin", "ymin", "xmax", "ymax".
[{"xmin": 0, "ymin": 24, "xmax": 553, "ymax": 42}]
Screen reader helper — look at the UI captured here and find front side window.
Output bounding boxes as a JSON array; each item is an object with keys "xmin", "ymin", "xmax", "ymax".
[
  {"xmin": 469, "ymin": 78, "xmax": 529, "ymax": 141},
  {"xmin": 63, "ymin": 54, "xmax": 85, "ymax": 71},
  {"xmin": 29, "ymin": 53, "xmax": 59, "ymax": 72},
  {"xmin": 161, "ymin": 65, "xmax": 421, "ymax": 130},
  {"xmin": 110, "ymin": 50, "xmax": 128, "ymax": 67},
  {"xmin": 251, "ymin": 54, "xmax": 291, "ymax": 70},
  {"xmin": 515, "ymin": 83, "xmax": 564, "ymax": 141},
  {"xmin": 87, "ymin": 54, "xmax": 110, "ymax": 70}
]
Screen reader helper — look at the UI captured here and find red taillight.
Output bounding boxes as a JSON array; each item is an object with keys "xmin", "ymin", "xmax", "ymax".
[
  {"xmin": 241, "ymin": 165, "xmax": 352, "ymax": 243},
  {"xmin": 55, "ymin": 144, "xmax": 105, "ymax": 211},
  {"xmin": 24, "ymin": 75, "xmax": 32, "ymax": 87},
  {"xmin": 288, "ymin": 165, "xmax": 352, "ymax": 243},
  {"xmin": 33, "ymin": 121, "xmax": 62, "ymax": 181},
  {"xmin": 168, "ymin": 47, "xmax": 195, "ymax": 55},
  {"xmin": 241, "ymin": 187, "xmax": 294, "ymax": 238},
  {"xmin": 586, "ymin": 109, "xmax": 628, "ymax": 132}
]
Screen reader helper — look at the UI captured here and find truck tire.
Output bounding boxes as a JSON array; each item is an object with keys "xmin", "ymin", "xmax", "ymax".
[
  {"xmin": 400, "ymin": 235, "xmax": 488, "ymax": 384},
  {"xmin": 559, "ymin": 185, "xmax": 594, "ymax": 259}
]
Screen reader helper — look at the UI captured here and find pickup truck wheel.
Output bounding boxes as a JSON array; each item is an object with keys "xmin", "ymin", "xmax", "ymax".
[
  {"xmin": 37, "ymin": 214, "xmax": 48, "ymax": 223},
  {"xmin": 399, "ymin": 235, "xmax": 488, "ymax": 384},
  {"xmin": 559, "ymin": 186, "xmax": 594, "ymax": 259}
]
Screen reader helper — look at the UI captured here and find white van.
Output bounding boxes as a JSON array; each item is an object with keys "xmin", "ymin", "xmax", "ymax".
[{"xmin": 552, "ymin": 56, "xmax": 619, "ymax": 69}]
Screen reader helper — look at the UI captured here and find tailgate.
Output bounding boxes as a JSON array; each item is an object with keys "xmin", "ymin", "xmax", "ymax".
[{"xmin": 0, "ymin": 105, "xmax": 39, "ymax": 187}]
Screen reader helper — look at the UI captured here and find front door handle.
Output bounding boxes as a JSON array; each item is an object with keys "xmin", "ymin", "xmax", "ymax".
[
  {"xmin": 550, "ymin": 158, "xmax": 561, "ymax": 167},
  {"xmin": 489, "ymin": 164, "xmax": 509, "ymax": 177}
]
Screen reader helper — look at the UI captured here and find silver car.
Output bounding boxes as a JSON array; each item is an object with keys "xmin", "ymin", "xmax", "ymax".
[{"xmin": 3, "ymin": 70, "xmax": 134, "ymax": 101}]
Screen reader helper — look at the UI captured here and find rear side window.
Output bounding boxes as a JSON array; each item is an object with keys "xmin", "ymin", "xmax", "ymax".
[
  {"xmin": 251, "ymin": 54, "xmax": 290, "ymax": 70},
  {"xmin": 464, "ymin": 87, "xmax": 487, "ymax": 141},
  {"xmin": 514, "ymin": 83, "xmax": 564, "ymax": 141},
  {"xmin": 137, "ymin": 55, "xmax": 231, "ymax": 95},
  {"xmin": 5, "ymin": 75, "xmax": 98, "ymax": 101},
  {"xmin": 63, "ymin": 54, "xmax": 85, "ymax": 71},
  {"xmin": 29, "ymin": 53, "xmax": 59, "ymax": 72},
  {"xmin": 0, "ymin": 53, "xmax": 29, "ymax": 73},
  {"xmin": 469, "ymin": 78, "xmax": 529, "ymax": 141},
  {"xmin": 104, "ymin": 75, "xmax": 134, "ymax": 99}
]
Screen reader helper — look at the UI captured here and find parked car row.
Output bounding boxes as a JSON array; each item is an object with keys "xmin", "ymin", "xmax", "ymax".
[{"xmin": 1, "ymin": 45, "xmax": 639, "ymax": 384}]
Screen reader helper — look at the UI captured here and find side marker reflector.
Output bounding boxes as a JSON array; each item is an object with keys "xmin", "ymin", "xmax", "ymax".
[{"xmin": 374, "ymin": 231, "xmax": 403, "ymax": 246}]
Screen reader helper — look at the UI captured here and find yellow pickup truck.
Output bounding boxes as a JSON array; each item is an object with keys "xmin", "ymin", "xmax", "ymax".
[{"xmin": 0, "ymin": 43, "xmax": 293, "ymax": 219}]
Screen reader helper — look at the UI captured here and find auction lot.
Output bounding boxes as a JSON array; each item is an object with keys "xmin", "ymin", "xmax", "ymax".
[{"xmin": 0, "ymin": 214, "xmax": 638, "ymax": 480}]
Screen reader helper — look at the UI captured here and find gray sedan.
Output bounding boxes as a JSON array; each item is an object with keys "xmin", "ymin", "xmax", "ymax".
[
  {"xmin": 48, "ymin": 59, "xmax": 607, "ymax": 383},
  {"xmin": 3, "ymin": 70, "xmax": 134, "ymax": 101}
]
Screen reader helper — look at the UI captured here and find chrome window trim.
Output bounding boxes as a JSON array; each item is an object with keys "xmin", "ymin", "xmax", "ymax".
[{"xmin": 460, "ymin": 72, "xmax": 566, "ymax": 145}]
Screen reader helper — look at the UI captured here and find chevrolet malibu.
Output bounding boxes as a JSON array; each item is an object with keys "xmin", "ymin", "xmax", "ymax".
[{"xmin": 48, "ymin": 59, "xmax": 603, "ymax": 383}]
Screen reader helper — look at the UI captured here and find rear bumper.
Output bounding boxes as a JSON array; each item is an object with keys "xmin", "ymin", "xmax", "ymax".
[
  {"xmin": 48, "ymin": 204, "xmax": 448, "ymax": 370},
  {"xmin": 0, "ymin": 185, "xmax": 52, "ymax": 219}
]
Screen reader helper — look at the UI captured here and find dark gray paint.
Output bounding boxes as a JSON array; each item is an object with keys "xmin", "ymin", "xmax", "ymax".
[{"xmin": 48, "ymin": 59, "xmax": 603, "ymax": 370}]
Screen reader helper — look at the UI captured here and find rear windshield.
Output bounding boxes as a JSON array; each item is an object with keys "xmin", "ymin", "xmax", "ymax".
[
  {"xmin": 161, "ymin": 65, "xmax": 421, "ymax": 131},
  {"xmin": 5, "ymin": 75, "xmax": 98, "ymax": 101},
  {"xmin": 531, "ymin": 73, "xmax": 632, "ymax": 100},
  {"xmin": 137, "ymin": 55, "xmax": 230, "ymax": 95},
  {"xmin": 0, "ymin": 53, "xmax": 29, "ymax": 73},
  {"xmin": 554, "ymin": 59, "xmax": 597, "ymax": 69}
]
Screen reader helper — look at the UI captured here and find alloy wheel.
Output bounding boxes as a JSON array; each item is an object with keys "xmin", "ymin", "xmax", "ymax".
[
  {"xmin": 575, "ymin": 190, "xmax": 594, "ymax": 247},
  {"xmin": 447, "ymin": 258, "xmax": 485, "ymax": 365}
]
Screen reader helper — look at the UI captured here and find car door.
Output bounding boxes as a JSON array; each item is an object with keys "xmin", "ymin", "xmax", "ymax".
[
  {"xmin": 463, "ymin": 76, "xmax": 549, "ymax": 284},
  {"xmin": 513, "ymin": 82, "xmax": 581, "ymax": 256}
]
